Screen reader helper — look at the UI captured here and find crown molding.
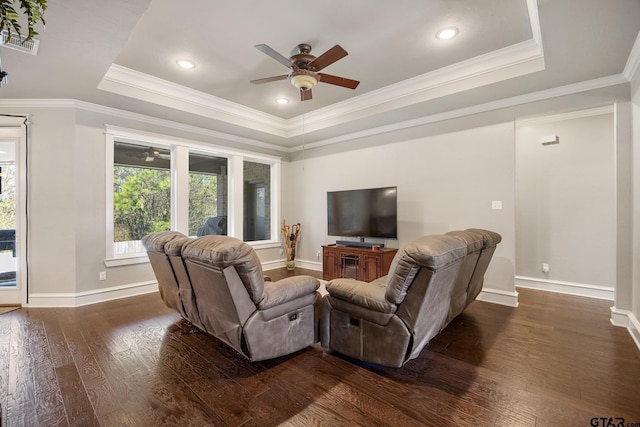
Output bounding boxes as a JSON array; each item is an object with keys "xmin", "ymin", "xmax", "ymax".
[
  {"xmin": 516, "ymin": 104, "xmax": 615, "ymax": 126},
  {"xmin": 292, "ymin": 74, "xmax": 627, "ymax": 152},
  {"xmin": 288, "ymin": 38, "xmax": 545, "ymax": 136},
  {"xmin": 0, "ymin": 98, "xmax": 288, "ymax": 153},
  {"xmin": 623, "ymin": 31, "xmax": 640, "ymax": 81},
  {"xmin": 96, "ymin": 0, "xmax": 545, "ymax": 139},
  {"xmin": 98, "ymin": 64, "xmax": 290, "ymax": 137},
  {"xmin": 0, "ymin": 72, "xmax": 626, "ymax": 155},
  {"xmin": 526, "ymin": 0, "xmax": 544, "ymax": 56},
  {"xmin": 98, "ymin": 35, "xmax": 545, "ymax": 139}
]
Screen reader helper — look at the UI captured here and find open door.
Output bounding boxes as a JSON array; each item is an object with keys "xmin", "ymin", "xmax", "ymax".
[{"xmin": 0, "ymin": 126, "xmax": 26, "ymax": 306}]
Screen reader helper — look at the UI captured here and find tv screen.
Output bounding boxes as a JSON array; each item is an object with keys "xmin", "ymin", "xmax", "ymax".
[{"xmin": 327, "ymin": 186, "xmax": 398, "ymax": 239}]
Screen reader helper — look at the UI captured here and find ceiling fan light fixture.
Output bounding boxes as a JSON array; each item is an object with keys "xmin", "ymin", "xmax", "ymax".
[
  {"xmin": 145, "ymin": 148, "xmax": 159, "ymax": 162},
  {"xmin": 436, "ymin": 27, "xmax": 459, "ymax": 40},
  {"xmin": 289, "ymin": 70, "xmax": 318, "ymax": 91}
]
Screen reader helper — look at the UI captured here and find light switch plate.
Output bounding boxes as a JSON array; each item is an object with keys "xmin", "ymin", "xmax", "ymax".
[{"xmin": 491, "ymin": 200, "xmax": 503, "ymax": 210}]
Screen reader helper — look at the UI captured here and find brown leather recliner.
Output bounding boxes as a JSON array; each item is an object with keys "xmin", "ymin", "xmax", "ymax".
[
  {"xmin": 175, "ymin": 235, "xmax": 320, "ymax": 361},
  {"xmin": 320, "ymin": 234, "xmax": 469, "ymax": 368}
]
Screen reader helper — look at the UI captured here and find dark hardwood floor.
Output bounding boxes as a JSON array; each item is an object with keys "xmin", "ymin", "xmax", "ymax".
[{"xmin": 1, "ymin": 272, "xmax": 639, "ymax": 426}]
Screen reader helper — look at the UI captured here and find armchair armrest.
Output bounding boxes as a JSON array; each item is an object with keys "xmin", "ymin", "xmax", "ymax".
[
  {"xmin": 258, "ymin": 276, "xmax": 320, "ymax": 310},
  {"xmin": 326, "ymin": 278, "xmax": 395, "ymax": 314}
]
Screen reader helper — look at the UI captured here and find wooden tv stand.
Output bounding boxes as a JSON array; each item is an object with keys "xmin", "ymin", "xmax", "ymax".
[{"xmin": 322, "ymin": 244, "xmax": 398, "ymax": 282}]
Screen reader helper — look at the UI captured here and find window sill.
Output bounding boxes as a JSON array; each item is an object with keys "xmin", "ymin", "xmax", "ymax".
[
  {"xmin": 104, "ymin": 254, "xmax": 149, "ymax": 267},
  {"xmin": 247, "ymin": 240, "xmax": 281, "ymax": 250},
  {"xmin": 104, "ymin": 242, "xmax": 279, "ymax": 267}
]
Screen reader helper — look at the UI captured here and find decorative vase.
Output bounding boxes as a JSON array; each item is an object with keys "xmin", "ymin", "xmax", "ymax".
[{"xmin": 286, "ymin": 260, "xmax": 296, "ymax": 271}]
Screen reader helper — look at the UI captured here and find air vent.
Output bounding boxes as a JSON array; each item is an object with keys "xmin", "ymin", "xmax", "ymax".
[{"xmin": 0, "ymin": 30, "xmax": 39, "ymax": 55}]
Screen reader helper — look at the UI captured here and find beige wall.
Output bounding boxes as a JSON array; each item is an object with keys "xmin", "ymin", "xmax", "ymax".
[
  {"xmin": 632, "ymin": 69, "xmax": 640, "ymax": 322},
  {"xmin": 0, "ymin": 106, "xmax": 286, "ymax": 301},
  {"xmin": 27, "ymin": 108, "xmax": 78, "ymax": 295},
  {"xmin": 515, "ymin": 111, "xmax": 616, "ymax": 288},
  {"xmin": 283, "ymin": 122, "xmax": 517, "ymax": 293},
  {"xmin": 0, "ymin": 82, "xmax": 635, "ymax": 308}
]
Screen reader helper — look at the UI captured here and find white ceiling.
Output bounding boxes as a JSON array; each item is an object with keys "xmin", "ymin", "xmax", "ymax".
[{"xmin": 0, "ymin": 0, "xmax": 639, "ymax": 151}]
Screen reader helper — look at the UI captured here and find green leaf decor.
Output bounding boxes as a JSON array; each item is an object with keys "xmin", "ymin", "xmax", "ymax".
[{"xmin": 0, "ymin": 0, "xmax": 47, "ymax": 42}]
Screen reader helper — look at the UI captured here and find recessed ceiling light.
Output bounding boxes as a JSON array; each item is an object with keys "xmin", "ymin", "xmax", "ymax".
[
  {"xmin": 275, "ymin": 98, "xmax": 289, "ymax": 105},
  {"xmin": 436, "ymin": 27, "xmax": 459, "ymax": 40},
  {"xmin": 177, "ymin": 59, "xmax": 195, "ymax": 69}
]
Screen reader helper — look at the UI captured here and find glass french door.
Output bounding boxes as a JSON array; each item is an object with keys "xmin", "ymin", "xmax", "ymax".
[{"xmin": 0, "ymin": 127, "xmax": 25, "ymax": 305}]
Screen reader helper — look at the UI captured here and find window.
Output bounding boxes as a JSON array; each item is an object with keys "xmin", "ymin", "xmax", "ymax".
[
  {"xmin": 243, "ymin": 160, "xmax": 271, "ymax": 241},
  {"xmin": 189, "ymin": 152, "xmax": 227, "ymax": 237},
  {"xmin": 0, "ymin": 143, "xmax": 17, "ymax": 285},
  {"xmin": 105, "ymin": 126, "xmax": 281, "ymax": 265},
  {"xmin": 113, "ymin": 142, "xmax": 171, "ymax": 255}
]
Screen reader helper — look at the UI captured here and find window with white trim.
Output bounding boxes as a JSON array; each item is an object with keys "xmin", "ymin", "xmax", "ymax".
[
  {"xmin": 189, "ymin": 152, "xmax": 228, "ymax": 237},
  {"xmin": 113, "ymin": 142, "xmax": 171, "ymax": 256},
  {"xmin": 105, "ymin": 127, "xmax": 281, "ymax": 266}
]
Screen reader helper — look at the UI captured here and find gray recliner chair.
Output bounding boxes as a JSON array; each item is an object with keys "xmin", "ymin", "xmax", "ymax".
[
  {"xmin": 321, "ymin": 234, "xmax": 469, "ymax": 368},
  {"xmin": 142, "ymin": 231, "xmax": 194, "ymax": 322},
  {"xmin": 179, "ymin": 235, "xmax": 320, "ymax": 361},
  {"xmin": 443, "ymin": 229, "xmax": 485, "ymax": 326},
  {"xmin": 463, "ymin": 228, "xmax": 502, "ymax": 307}
]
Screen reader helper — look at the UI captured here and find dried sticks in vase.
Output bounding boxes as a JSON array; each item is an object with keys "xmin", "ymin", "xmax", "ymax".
[{"xmin": 281, "ymin": 220, "xmax": 300, "ymax": 264}]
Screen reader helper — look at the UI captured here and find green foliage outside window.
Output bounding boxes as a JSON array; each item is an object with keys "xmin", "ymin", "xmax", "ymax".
[
  {"xmin": 0, "ymin": 165, "xmax": 15, "ymax": 229},
  {"xmin": 188, "ymin": 172, "xmax": 218, "ymax": 236},
  {"xmin": 113, "ymin": 166, "xmax": 170, "ymax": 242},
  {"xmin": 113, "ymin": 166, "xmax": 220, "ymax": 241}
]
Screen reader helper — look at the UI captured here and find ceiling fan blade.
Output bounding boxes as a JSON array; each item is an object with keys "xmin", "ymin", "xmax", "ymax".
[
  {"xmin": 254, "ymin": 44, "xmax": 292, "ymax": 68},
  {"xmin": 318, "ymin": 73, "xmax": 360, "ymax": 89},
  {"xmin": 301, "ymin": 89, "xmax": 312, "ymax": 101},
  {"xmin": 308, "ymin": 45, "xmax": 348, "ymax": 71},
  {"xmin": 250, "ymin": 75, "xmax": 289, "ymax": 84}
]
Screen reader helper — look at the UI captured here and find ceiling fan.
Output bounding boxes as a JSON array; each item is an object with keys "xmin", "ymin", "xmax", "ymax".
[
  {"xmin": 250, "ymin": 43, "xmax": 360, "ymax": 101},
  {"xmin": 143, "ymin": 147, "xmax": 170, "ymax": 162}
]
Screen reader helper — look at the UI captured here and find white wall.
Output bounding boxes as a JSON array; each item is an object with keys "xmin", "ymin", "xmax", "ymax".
[
  {"xmin": 0, "ymin": 82, "xmax": 634, "ymax": 311},
  {"xmin": 515, "ymin": 110, "xmax": 616, "ymax": 291},
  {"xmin": 283, "ymin": 122, "xmax": 517, "ymax": 294},
  {"xmin": 28, "ymin": 108, "xmax": 78, "ymax": 295},
  {"xmin": 0, "ymin": 105, "xmax": 287, "ymax": 305},
  {"xmin": 631, "ymin": 68, "xmax": 640, "ymax": 327}
]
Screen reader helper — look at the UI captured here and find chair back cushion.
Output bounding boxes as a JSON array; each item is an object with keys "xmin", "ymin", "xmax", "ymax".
[
  {"xmin": 464, "ymin": 228, "xmax": 502, "ymax": 304},
  {"xmin": 385, "ymin": 234, "xmax": 468, "ymax": 305},
  {"xmin": 164, "ymin": 236, "xmax": 204, "ymax": 329},
  {"xmin": 444, "ymin": 230, "xmax": 484, "ymax": 322},
  {"xmin": 181, "ymin": 235, "xmax": 265, "ymax": 303},
  {"xmin": 142, "ymin": 231, "xmax": 188, "ymax": 315}
]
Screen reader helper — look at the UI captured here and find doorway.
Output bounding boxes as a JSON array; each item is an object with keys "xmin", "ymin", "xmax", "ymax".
[
  {"xmin": 0, "ymin": 126, "xmax": 26, "ymax": 306},
  {"xmin": 514, "ymin": 106, "xmax": 616, "ymax": 298}
]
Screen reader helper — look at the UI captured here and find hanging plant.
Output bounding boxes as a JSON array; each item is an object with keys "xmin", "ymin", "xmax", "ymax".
[{"xmin": 0, "ymin": 0, "xmax": 47, "ymax": 42}]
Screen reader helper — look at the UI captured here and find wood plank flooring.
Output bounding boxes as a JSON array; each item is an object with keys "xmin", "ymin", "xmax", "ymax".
[{"xmin": 1, "ymin": 277, "xmax": 639, "ymax": 426}]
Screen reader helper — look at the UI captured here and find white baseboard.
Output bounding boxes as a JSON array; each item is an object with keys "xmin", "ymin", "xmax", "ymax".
[
  {"xmin": 27, "ymin": 281, "xmax": 158, "ymax": 308},
  {"xmin": 515, "ymin": 276, "xmax": 614, "ymax": 300},
  {"xmin": 476, "ymin": 287, "xmax": 519, "ymax": 307},
  {"xmin": 26, "ymin": 259, "xmax": 322, "ymax": 308},
  {"xmin": 262, "ymin": 259, "xmax": 322, "ymax": 271},
  {"xmin": 610, "ymin": 307, "xmax": 640, "ymax": 352}
]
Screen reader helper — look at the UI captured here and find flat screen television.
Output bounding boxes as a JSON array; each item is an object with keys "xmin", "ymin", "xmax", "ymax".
[{"xmin": 327, "ymin": 186, "xmax": 398, "ymax": 240}]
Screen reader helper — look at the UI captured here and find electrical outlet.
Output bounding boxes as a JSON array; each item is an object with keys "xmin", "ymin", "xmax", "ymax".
[
  {"xmin": 279, "ymin": 248, "xmax": 283, "ymax": 255},
  {"xmin": 316, "ymin": 250, "xmax": 321, "ymax": 259},
  {"xmin": 542, "ymin": 263, "xmax": 549, "ymax": 273},
  {"xmin": 99, "ymin": 271, "xmax": 107, "ymax": 281}
]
